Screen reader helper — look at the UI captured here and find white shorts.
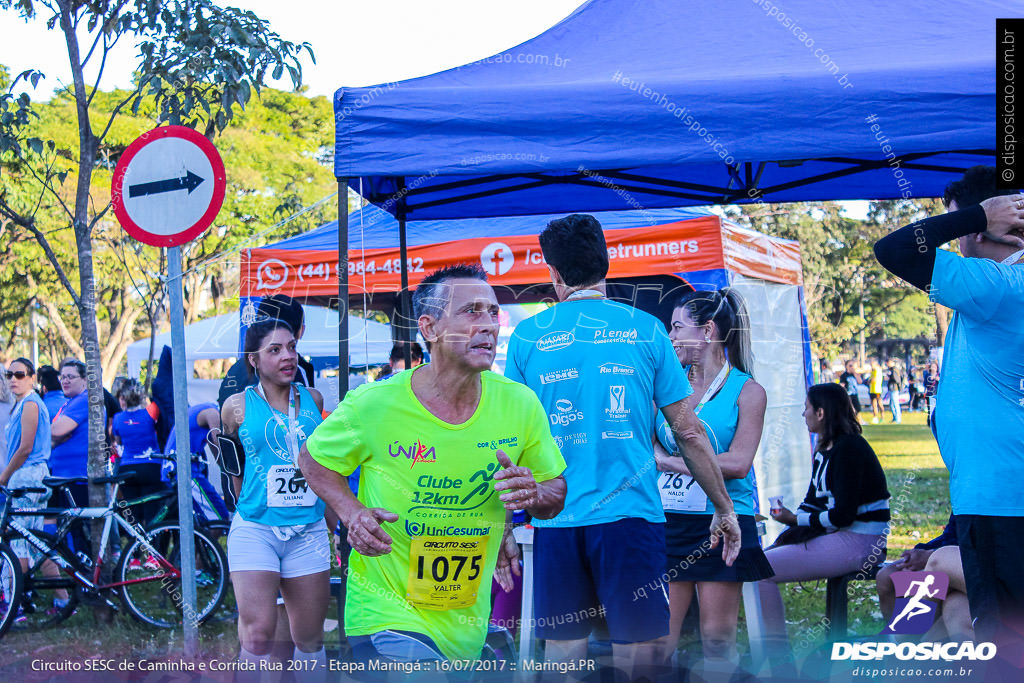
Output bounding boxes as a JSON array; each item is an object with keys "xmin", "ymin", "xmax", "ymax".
[
  {"xmin": 8, "ymin": 463, "xmax": 51, "ymax": 562},
  {"xmin": 227, "ymin": 515, "xmax": 330, "ymax": 579}
]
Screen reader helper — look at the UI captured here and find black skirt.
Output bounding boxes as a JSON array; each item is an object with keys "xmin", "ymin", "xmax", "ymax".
[{"xmin": 665, "ymin": 513, "xmax": 775, "ymax": 582}]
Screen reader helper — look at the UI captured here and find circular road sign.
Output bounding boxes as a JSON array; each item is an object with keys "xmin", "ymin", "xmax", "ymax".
[{"xmin": 111, "ymin": 125, "xmax": 226, "ymax": 247}]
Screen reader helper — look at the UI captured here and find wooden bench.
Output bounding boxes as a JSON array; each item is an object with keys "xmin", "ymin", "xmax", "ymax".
[{"xmin": 825, "ymin": 564, "xmax": 881, "ymax": 640}]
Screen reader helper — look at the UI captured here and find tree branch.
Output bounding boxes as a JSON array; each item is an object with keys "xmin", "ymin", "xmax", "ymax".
[
  {"xmin": 28, "ymin": 275, "xmax": 84, "ymax": 357},
  {"xmin": 0, "ymin": 203, "xmax": 81, "ymax": 306}
]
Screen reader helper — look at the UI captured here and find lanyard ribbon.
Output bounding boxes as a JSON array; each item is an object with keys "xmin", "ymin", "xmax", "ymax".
[
  {"xmin": 565, "ymin": 289, "xmax": 604, "ymax": 301},
  {"xmin": 693, "ymin": 362, "xmax": 731, "ymax": 416},
  {"xmin": 1001, "ymin": 248, "xmax": 1024, "ymax": 265},
  {"xmin": 256, "ymin": 383, "xmax": 300, "ymax": 465}
]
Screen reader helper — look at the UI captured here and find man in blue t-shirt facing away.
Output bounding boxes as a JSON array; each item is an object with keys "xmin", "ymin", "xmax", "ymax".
[
  {"xmin": 875, "ymin": 166, "xmax": 1024, "ymax": 671},
  {"xmin": 505, "ymin": 214, "xmax": 740, "ymax": 679}
]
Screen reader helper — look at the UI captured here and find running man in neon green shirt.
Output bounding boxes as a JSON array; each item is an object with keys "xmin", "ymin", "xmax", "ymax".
[{"xmin": 299, "ymin": 265, "xmax": 567, "ymax": 663}]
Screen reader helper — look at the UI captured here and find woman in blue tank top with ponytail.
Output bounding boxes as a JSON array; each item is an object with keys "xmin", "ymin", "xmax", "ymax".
[
  {"xmin": 221, "ymin": 318, "xmax": 328, "ymax": 680},
  {"xmin": 654, "ymin": 288, "xmax": 773, "ymax": 671}
]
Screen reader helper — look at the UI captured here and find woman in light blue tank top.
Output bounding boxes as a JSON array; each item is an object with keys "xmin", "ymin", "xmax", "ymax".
[
  {"xmin": 221, "ymin": 319, "xmax": 329, "ymax": 674},
  {"xmin": 654, "ymin": 289, "xmax": 774, "ymax": 668},
  {"xmin": 2, "ymin": 358, "xmax": 52, "ymax": 573}
]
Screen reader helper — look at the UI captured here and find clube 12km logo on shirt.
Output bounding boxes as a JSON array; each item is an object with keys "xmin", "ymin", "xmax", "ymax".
[{"xmin": 831, "ymin": 570, "xmax": 996, "ymax": 663}]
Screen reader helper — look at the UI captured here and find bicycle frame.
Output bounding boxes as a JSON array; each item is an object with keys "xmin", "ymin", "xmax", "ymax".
[{"xmin": 0, "ymin": 482, "xmax": 181, "ymax": 596}]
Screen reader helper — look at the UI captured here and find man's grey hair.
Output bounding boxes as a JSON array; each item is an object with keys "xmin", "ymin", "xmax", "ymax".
[{"xmin": 412, "ymin": 264, "xmax": 489, "ymax": 321}]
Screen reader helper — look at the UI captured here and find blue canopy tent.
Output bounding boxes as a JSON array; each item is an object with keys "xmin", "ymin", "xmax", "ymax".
[
  {"xmin": 333, "ymin": 0, "xmax": 1004, "ymax": 218},
  {"xmin": 329, "ymin": 0, "xmax": 1005, "ymax": 366},
  {"xmin": 325, "ymin": 0, "xmax": 1005, "ymax": 653}
]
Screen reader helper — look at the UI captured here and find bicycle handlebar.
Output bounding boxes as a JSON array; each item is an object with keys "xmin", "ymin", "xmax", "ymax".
[{"xmin": 0, "ymin": 485, "xmax": 48, "ymax": 498}]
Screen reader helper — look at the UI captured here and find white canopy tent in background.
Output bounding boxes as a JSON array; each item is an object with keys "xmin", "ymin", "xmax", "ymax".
[{"xmin": 125, "ymin": 306, "xmax": 393, "ymax": 399}]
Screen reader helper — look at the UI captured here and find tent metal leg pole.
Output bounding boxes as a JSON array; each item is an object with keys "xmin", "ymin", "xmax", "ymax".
[
  {"xmin": 338, "ymin": 178, "xmax": 350, "ymax": 400},
  {"xmin": 397, "ymin": 181, "xmax": 413, "ymax": 368}
]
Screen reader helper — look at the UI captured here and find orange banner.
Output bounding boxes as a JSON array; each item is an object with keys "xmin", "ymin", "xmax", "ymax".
[
  {"xmin": 722, "ymin": 223, "xmax": 803, "ymax": 286},
  {"xmin": 241, "ymin": 216, "xmax": 732, "ymax": 299}
]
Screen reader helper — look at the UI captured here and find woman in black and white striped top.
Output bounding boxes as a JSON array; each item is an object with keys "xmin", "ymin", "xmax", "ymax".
[{"xmin": 757, "ymin": 382, "xmax": 891, "ymax": 650}]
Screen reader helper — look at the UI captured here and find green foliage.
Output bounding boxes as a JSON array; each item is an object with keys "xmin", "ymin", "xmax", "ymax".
[
  {"xmin": 723, "ymin": 200, "xmax": 938, "ymax": 359},
  {"xmin": 0, "ymin": 0, "xmax": 324, "ymax": 376},
  {"xmin": 0, "ymin": 73, "xmax": 335, "ymax": 365}
]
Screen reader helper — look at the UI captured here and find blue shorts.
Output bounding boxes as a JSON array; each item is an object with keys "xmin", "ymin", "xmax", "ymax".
[{"xmin": 533, "ymin": 518, "xmax": 669, "ymax": 643}]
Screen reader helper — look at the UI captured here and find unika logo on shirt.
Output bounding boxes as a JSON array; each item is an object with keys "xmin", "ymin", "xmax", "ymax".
[
  {"xmin": 388, "ymin": 439, "xmax": 437, "ymax": 467},
  {"xmin": 536, "ymin": 331, "xmax": 575, "ymax": 352},
  {"xmin": 883, "ymin": 571, "xmax": 950, "ymax": 635}
]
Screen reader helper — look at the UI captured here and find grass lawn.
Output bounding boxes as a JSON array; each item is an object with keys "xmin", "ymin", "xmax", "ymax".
[
  {"xmin": 1, "ymin": 411, "xmax": 950, "ymax": 675},
  {"xmin": 765, "ymin": 410, "xmax": 950, "ymax": 652}
]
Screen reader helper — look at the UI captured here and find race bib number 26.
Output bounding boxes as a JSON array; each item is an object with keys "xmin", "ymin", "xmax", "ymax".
[
  {"xmin": 267, "ymin": 465, "xmax": 317, "ymax": 508},
  {"xmin": 406, "ymin": 536, "xmax": 488, "ymax": 611}
]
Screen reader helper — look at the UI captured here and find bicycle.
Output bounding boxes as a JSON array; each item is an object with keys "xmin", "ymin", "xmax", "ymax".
[
  {"xmin": 0, "ymin": 471, "xmax": 228, "ymax": 638},
  {"xmin": 120, "ymin": 452, "xmax": 232, "ymax": 541}
]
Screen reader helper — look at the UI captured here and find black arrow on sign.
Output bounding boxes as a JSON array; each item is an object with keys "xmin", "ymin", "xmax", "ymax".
[{"xmin": 128, "ymin": 170, "xmax": 205, "ymax": 198}]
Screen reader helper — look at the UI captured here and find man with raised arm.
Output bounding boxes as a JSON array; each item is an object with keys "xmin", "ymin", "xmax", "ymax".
[{"xmin": 875, "ymin": 166, "xmax": 1024, "ymax": 674}]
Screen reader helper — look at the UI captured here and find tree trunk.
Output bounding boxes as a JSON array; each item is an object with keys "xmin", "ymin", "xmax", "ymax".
[{"xmin": 59, "ymin": 0, "xmax": 115, "ymax": 623}]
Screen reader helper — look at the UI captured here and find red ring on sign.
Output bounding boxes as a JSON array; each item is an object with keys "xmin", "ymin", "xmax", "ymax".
[{"xmin": 111, "ymin": 125, "xmax": 226, "ymax": 248}]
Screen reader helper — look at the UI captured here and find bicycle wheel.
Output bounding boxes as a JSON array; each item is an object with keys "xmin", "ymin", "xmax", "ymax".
[
  {"xmin": 0, "ymin": 542, "xmax": 24, "ymax": 639},
  {"xmin": 17, "ymin": 533, "xmax": 80, "ymax": 630},
  {"xmin": 116, "ymin": 524, "xmax": 228, "ymax": 628}
]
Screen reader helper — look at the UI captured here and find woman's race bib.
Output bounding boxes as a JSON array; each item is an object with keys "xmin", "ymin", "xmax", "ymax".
[
  {"xmin": 658, "ymin": 471, "xmax": 709, "ymax": 512},
  {"xmin": 266, "ymin": 465, "xmax": 317, "ymax": 507}
]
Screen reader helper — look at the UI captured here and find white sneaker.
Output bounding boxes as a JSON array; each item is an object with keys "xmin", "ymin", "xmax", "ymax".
[{"xmin": 871, "ymin": 417, "xmax": 879, "ymax": 424}]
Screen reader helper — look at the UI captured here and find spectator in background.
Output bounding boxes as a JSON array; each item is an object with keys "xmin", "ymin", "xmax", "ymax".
[
  {"xmin": 923, "ymin": 361, "xmax": 940, "ymax": 424},
  {"xmin": 217, "ymin": 295, "xmax": 315, "ymax": 409},
  {"xmin": 886, "ymin": 358, "xmax": 904, "ymax": 424},
  {"xmin": 111, "ymin": 380, "xmax": 163, "ymax": 526},
  {"xmin": 838, "ymin": 360, "xmax": 864, "ymax": 419},
  {"xmin": 0, "ymin": 368, "xmax": 13, "ymax": 459},
  {"xmin": 37, "ymin": 365, "xmax": 65, "ymax": 418},
  {"xmin": 758, "ymin": 383, "xmax": 890, "ymax": 658},
  {"xmin": 907, "ymin": 366, "xmax": 923, "ymax": 412},
  {"xmin": 50, "ymin": 358, "xmax": 104, "ymax": 555},
  {"xmin": 2, "ymin": 359, "xmax": 57, "ymax": 588},
  {"xmin": 819, "ymin": 359, "xmax": 835, "ymax": 384},
  {"xmin": 874, "ymin": 165, "xmax": 1024, "ymax": 673},
  {"xmin": 103, "ymin": 377, "xmax": 123, "ymax": 439},
  {"xmin": 375, "ymin": 341, "xmax": 425, "ymax": 381},
  {"xmin": 868, "ymin": 358, "xmax": 885, "ymax": 424}
]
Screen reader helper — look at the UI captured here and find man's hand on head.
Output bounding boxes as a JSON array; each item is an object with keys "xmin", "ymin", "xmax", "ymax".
[{"xmin": 980, "ymin": 194, "xmax": 1024, "ymax": 247}]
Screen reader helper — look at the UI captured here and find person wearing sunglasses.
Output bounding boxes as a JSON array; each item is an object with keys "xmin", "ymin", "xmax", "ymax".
[{"xmin": 2, "ymin": 358, "xmax": 54, "ymax": 574}]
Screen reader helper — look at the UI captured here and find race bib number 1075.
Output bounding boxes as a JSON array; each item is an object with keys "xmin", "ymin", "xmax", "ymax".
[{"xmin": 406, "ymin": 536, "xmax": 488, "ymax": 611}]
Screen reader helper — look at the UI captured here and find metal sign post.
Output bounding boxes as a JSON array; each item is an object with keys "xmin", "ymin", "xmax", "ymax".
[{"xmin": 112, "ymin": 125, "xmax": 226, "ymax": 656}]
